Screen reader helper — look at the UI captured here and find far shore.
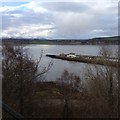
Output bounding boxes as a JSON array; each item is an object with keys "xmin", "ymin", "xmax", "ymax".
[{"xmin": 2, "ymin": 36, "xmax": 120, "ymax": 45}]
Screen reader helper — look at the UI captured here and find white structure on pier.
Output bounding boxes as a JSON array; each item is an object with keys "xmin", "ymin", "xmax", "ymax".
[{"xmin": 66, "ymin": 53, "xmax": 76, "ymax": 58}]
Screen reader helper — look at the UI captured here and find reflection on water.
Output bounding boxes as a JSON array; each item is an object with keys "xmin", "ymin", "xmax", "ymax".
[{"xmin": 25, "ymin": 45, "xmax": 118, "ymax": 81}]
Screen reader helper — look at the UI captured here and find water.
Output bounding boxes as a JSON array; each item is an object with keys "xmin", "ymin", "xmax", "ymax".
[{"xmin": 24, "ymin": 45, "xmax": 118, "ymax": 81}]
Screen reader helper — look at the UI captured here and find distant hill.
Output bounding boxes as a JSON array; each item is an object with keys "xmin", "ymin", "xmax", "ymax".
[{"xmin": 2, "ymin": 36, "xmax": 120, "ymax": 45}]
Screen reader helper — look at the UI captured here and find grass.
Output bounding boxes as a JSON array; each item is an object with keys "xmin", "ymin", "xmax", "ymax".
[
  {"xmin": 30, "ymin": 81, "xmax": 116, "ymax": 118},
  {"xmin": 35, "ymin": 89, "xmax": 61, "ymax": 98},
  {"xmin": 29, "ymin": 41, "xmax": 48, "ymax": 44}
]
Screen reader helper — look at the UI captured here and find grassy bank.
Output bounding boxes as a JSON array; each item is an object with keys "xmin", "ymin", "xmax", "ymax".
[
  {"xmin": 25, "ymin": 81, "xmax": 117, "ymax": 118},
  {"xmin": 30, "ymin": 41, "xmax": 49, "ymax": 44}
]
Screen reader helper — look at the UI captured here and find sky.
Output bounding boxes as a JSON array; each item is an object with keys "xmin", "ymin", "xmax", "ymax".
[{"xmin": 1, "ymin": 0, "xmax": 119, "ymax": 39}]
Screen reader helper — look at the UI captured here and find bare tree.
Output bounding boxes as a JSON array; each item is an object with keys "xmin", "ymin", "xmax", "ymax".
[
  {"xmin": 2, "ymin": 44, "xmax": 53, "ymax": 117},
  {"xmin": 84, "ymin": 46, "xmax": 118, "ymax": 117},
  {"xmin": 99, "ymin": 45, "xmax": 113, "ymax": 58},
  {"xmin": 57, "ymin": 69, "xmax": 83, "ymax": 118}
]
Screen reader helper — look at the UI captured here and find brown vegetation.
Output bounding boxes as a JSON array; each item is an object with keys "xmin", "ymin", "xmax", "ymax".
[
  {"xmin": 2, "ymin": 44, "xmax": 119, "ymax": 119},
  {"xmin": 2, "ymin": 44, "xmax": 53, "ymax": 118}
]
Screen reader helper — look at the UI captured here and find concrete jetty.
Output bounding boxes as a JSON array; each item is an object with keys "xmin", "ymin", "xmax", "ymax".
[{"xmin": 46, "ymin": 54, "xmax": 119, "ymax": 67}]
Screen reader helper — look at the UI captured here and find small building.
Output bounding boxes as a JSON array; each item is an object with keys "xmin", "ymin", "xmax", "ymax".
[{"xmin": 66, "ymin": 53, "xmax": 76, "ymax": 58}]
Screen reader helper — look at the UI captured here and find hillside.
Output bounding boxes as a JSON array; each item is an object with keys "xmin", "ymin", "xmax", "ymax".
[{"xmin": 2, "ymin": 36, "xmax": 120, "ymax": 45}]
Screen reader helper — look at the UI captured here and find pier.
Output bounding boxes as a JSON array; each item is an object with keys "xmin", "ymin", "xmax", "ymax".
[{"xmin": 46, "ymin": 54, "xmax": 119, "ymax": 67}]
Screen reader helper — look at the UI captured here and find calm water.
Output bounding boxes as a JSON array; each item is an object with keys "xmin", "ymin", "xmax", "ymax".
[{"xmin": 25, "ymin": 45, "xmax": 118, "ymax": 81}]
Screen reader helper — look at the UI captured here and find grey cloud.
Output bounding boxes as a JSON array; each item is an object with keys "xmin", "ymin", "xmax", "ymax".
[
  {"xmin": 2, "ymin": 10, "xmax": 54, "ymax": 30},
  {"xmin": 52, "ymin": 11, "xmax": 98, "ymax": 38},
  {"xmin": 95, "ymin": 14, "xmax": 118, "ymax": 35},
  {"xmin": 41, "ymin": 2, "xmax": 91, "ymax": 13},
  {"xmin": 20, "ymin": 11, "xmax": 52, "ymax": 24},
  {"xmin": 2, "ymin": 1, "xmax": 118, "ymax": 38}
]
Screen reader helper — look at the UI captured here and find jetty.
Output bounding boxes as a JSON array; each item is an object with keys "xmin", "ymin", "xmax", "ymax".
[{"xmin": 46, "ymin": 53, "xmax": 119, "ymax": 67}]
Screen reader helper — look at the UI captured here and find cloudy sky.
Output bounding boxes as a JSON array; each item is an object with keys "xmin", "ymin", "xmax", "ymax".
[{"xmin": 1, "ymin": 0, "xmax": 119, "ymax": 39}]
